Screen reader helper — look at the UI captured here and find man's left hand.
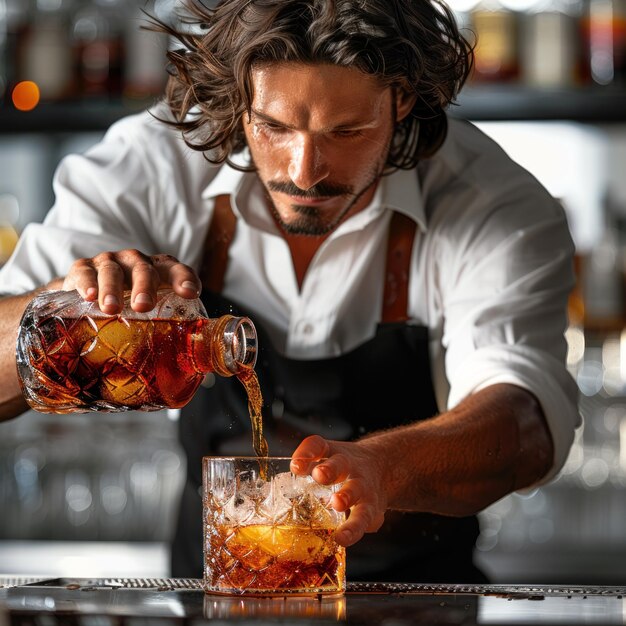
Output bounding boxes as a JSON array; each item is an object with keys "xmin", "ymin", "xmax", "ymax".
[{"xmin": 290, "ymin": 435, "xmax": 387, "ymax": 547}]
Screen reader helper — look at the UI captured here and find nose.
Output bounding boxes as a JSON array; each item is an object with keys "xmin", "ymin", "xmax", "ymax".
[{"xmin": 287, "ymin": 134, "xmax": 330, "ymax": 191}]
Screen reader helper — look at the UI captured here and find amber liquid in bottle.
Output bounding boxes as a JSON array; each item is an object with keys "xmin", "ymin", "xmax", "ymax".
[
  {"xmin": 19, "ymin": 315, "xmax": 245, "ymax": 413},
  {"xmin": 16, "ymin": 291, "xmax": 257, "ymax": 413},
  {"xmin": 17, "ymin": 289, "xmax": 269, "ymax": 470}
]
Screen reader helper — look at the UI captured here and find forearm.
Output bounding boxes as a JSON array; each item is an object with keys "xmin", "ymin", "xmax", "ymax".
[
  {"xmin": 360, "ymin": 383, "xmax": 554, "ymax": 516},
  {"xmin": 0, "ymin": 291, "xmax": 44, "ymax": 421}
]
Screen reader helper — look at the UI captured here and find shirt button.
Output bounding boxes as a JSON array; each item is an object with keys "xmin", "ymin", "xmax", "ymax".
[{"xmin": 302, "ymin": 323, "xmax": 314, "ymax": 335}]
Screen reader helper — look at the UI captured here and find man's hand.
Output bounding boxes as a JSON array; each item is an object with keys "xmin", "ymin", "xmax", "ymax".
[
  {"xmin": 290, "ymin": 435, "xmax": 388, "ymax": 547},
  {"xmin": 289, "ymin": 384, "xmax": 554, "ymax": 550},
  {"xmin": 60, "ymin": 249, "xmax": 202, "ymax": 314},
  {"xmin": 0, "ymin": 248, "xmax": 203, "ymax": 421}
]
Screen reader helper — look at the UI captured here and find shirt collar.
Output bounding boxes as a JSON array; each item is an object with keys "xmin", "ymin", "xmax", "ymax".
[
  {"xmin": 378, "ymin": 166, "xmax": 427, "ymax": 232},
  {"xmin": 201, "ymin": 154, "xmax": 427, "ymax": 233},
  {"xmin": 200, "ymin": 151, "xmax": 250, "ymax": 203}
]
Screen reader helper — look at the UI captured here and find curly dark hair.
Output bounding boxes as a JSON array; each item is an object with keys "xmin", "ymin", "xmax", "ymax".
[{"xmin": 150, "ymin": 0, "xmax": 474, "ymax": 172}]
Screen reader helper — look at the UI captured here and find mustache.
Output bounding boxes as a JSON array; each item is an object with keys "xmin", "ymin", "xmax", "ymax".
[{"xmin": 266, "ymin": 180, "xmax": 353, "ymax": 198}]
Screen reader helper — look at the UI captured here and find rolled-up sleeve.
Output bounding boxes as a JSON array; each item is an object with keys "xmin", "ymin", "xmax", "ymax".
[
  {"xmin": 0, "ymin": 118, "xmax": 161, "ymax": 295},
  {"xmin": 438, "ymin": 177, "xmax": 581, "ymax": 484}
]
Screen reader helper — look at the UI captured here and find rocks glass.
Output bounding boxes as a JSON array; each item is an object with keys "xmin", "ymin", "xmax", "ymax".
[{"xmin": 202, "ymin": 456, "xmax": 346, "ymax": 596}]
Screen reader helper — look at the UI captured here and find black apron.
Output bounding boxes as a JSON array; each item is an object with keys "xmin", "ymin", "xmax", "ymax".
[{"xmin": 172, "ymin": 197, "xmax": 485, "ymax": 583}]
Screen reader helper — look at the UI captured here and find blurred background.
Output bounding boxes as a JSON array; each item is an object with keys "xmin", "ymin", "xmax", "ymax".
[{"xmin": 1, "ymin": 0, "xmax": 626, "ymax": 583}]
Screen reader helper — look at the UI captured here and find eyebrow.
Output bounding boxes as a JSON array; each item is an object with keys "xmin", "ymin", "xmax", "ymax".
[{"xmin": 249, "ymin": 108, "xmax": 378, "ymax": 132}]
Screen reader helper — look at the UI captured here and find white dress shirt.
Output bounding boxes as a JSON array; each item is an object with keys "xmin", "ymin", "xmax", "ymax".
[{"xmin": 0, "ymin": 105, "xmax": 580, "ymax": 482}]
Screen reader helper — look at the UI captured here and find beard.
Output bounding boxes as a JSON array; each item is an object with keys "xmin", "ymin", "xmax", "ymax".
[
  {"xmin": 247, "ymin": 113, "xmax": 394, "ymax": 236},
  {"xmin": 262, "ymin": 162, "xmax": 385, "ymax": 236}
]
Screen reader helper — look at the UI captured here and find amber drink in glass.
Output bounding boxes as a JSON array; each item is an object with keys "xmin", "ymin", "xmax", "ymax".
[{"xmin": 203, "ymin": 456, "xmax": 346, "ymax": 596}]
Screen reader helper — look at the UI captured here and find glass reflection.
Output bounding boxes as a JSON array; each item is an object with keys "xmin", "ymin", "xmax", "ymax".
[{"xmin": 203, "ymin": 593, "xmax": 346, "ymax": 622}]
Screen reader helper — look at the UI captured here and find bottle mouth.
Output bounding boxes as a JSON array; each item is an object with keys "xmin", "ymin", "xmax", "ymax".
[{"xmin": 223, "ymin": 317, "xmax": 258, "ymax": 372}]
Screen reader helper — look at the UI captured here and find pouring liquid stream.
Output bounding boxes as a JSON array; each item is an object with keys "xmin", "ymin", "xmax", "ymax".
[{"xmin": 237, "ymin": 366, "xmax": 271, "ymax": 479}]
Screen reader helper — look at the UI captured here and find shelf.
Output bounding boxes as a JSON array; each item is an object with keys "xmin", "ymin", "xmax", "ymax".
[
  {"xmin": 451, "ymin": 84, "xmax": 626, "ymax": 123},
  {"xmin": 0, "ymin": 98, "xmax": 159, "ymax": 135},
  {"xmin": 0, "ymin": 86, "xmax": 625, "ymax": 134}
]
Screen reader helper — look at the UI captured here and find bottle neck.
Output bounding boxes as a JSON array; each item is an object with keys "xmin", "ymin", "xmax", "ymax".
[{"xmin": 203, "ymin": 315, "xmax": 258, "ymax": 377}]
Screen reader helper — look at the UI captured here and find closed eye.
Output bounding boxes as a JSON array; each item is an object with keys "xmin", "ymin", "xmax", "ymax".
[
  {"xmin": 332, "ymin": 129, "xmax": 364, "ymax": 139},
  {"xmin": 258, "ymin": 122, "xmax": 288, "ymax": 134},
  {"xmin": 255, "ymin": 119, "xmax": 364, "ymax": 140}
]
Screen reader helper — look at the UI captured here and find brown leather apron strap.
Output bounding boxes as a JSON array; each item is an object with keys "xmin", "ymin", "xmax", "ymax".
[
  {"xmin": 200, "ymin": 194, "xmax": 237, "ymax": 293},
  {"xmin": 200, "ymin": 195, "xmax": 416, "ymax": 322},
  {"xmin": 381, "ymin": 212, "xmax": 417, "ymax": 324}
]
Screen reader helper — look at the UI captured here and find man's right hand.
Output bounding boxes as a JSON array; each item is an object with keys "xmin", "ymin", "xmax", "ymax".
[
  {"xmin": 0, "ymin": 248, "xmax": 202, "ymax": 421},
  {"xmin": 61, "ymin": 249, "xmax": 202, "ymax": 315}
]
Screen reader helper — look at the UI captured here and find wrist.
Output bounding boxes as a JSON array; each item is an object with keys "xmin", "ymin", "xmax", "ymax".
[{"xmin": 356, "ymin": 430, "xmax": 413, "ymax": 509}]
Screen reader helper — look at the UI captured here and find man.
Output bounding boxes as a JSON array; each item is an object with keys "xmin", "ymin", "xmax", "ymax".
[{"xmin": 0, "ymin": 0, "xmax": 579, "ymax": 582}]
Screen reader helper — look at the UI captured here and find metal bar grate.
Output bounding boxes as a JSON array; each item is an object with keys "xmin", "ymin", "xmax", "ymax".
[{"xmin": 3, "ymin": 576, "xmax": 626, "ymax": 597}]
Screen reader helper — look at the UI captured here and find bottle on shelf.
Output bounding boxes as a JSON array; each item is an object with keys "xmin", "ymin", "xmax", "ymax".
[
  {"xmin": 0, "ymin": 0, "xmax": 6, "ymax": 100},
  {"xmin": 469, "ymin": 0, "xmax": 521, "ymax": 82},
  {"xmin": 580, "ymin": 0, "xmax": 626, "ymax": 86},
  {"xmin": 19, "ymin": 0, "xmax": 74, "ymax": 102},
  {"xmin": 123, "ymin": 2, "xmax": 169, "ymax": 101},
  {"xmin": 16, "ymin": 289, "xmax": 258, "ymax": 414},
  {"xmin": 519, "ymin": 0, "xmax": 582, "ymax": 87},
  {"xmin": 1, "ymin": 0, "xmax": 31, "ymax": 104},
  {"xmin": 579, "ymin": 210, "xmax": 625, "ymax": 333},
  {"xmin": 70, "ymin": 0, "xmax": 127, "ymax": 99}
]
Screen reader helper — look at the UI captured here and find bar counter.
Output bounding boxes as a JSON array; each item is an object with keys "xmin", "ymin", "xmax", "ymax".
[{"xmin": 2, "ymin": 577, "xmax": 626, "ymax": 625}]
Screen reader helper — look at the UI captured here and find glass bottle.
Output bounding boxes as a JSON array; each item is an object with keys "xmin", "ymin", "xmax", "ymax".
[
  {"xmin": 470, "ymin": 0, "xmax": 521, "ymax": 82},
  {"xmin": 580, "ymin": 0, "xmax": 626, "ymax": 85},
  {"xmin": 520, "ymin": 0, "xmax": 581, "ymax": 87},
  {"xmin": 123, "ymin": 0, "xmax": 170, "ymax": 101},
  {"xmin": 70, "ymin": 0, "xmax": 126, "ymax": 99},
  {"xmin": 2, "ymin": 0, "xmax": 31, "ymax": 104},
  {"xmin": 20, "ymin": 0, "xmax": 74, "ymax": 101},
  {"xmin": 16, "ymin": 289, "xmax": 257, "ymax": 414},
  {"xmin": 0, "ymin": 0, "xmax": 6, "ymax": 100}
]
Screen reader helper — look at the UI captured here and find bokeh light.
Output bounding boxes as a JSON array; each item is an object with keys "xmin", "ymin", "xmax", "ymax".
[{"xmin": 11, "ymin": 81, "xmax": 41, "ymax": 112}]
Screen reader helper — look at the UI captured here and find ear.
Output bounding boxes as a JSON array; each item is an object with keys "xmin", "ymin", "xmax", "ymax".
[{"xmin": 395, "ymin": 89, "xmax": 417, "ymax": 122}]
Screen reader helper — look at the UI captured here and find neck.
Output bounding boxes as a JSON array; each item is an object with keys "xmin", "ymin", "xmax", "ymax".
[
  {"xmin": 270, "ymin": 178, "xmax": 381, "ymax": 290},
  {"xmin": 283, "ymin": 232, "xmax": 330, "ymax": 291}
]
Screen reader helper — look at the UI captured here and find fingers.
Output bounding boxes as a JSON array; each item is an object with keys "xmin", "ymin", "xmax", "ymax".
[
  {"xmin": 96, "ymin": 254, "xmax": 128, "ymax": 314},
  {"xmin": 330, "ymin": 478, "xmax": 363, "ymax": 512},
  {"xmin": 62, "ymin": 250, "xmax": 201, "ymax": 314},
  {"xmin": 290, "ymin": 435, "xmax": 331, "ymax": 474},
  {"xmin": 334, "ymin": 503, "xmax": 385, "ymax": 547},
  {"xmin": 291, "ymin": 437, "xmax": 388, "ymax": 548},
  {"xmin": 331, "ymin": 478, "xmax": 385, "ymax": 546},
  {"xmin": 312, "ymin": 453, "xmax": 351, "ymax": 485},
  {"xmin": 154, "ymin": 254, "xmax": 201, "ymax": 297},
  {"xmin": 62, "ymin": 259, "xmax": 100, "ymax": 301}
]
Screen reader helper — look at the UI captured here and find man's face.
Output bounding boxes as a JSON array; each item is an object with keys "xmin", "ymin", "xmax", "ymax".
[{"xmin": 242, "ymin": 63, "xmax": 408, "ymax": 236}]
